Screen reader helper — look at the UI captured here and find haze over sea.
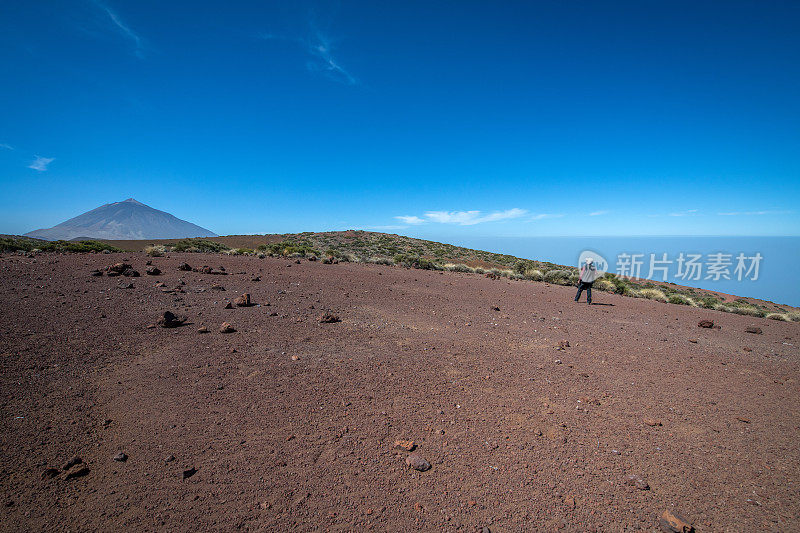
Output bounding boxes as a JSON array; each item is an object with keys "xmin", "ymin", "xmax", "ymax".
[{"xmin": 441, "ymin": 236, "xmax": 800, "ymax": 307}]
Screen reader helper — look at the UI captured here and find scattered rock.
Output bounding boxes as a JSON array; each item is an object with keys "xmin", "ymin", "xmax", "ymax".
[
  {"xmin": 697, "ymin": 320, "xmax": 714, "ymax": 328},
  {"xmin": 155, "ymin": 281, "xmax": 166, "ymax": 287},
  {"xmin": 624, "ymin": 474, "xmax": 650, "ymax": 490},
  {"xmin": 322, "ymin": 256, "xmax": 338, "ymax": 264},
  {"xmin": 291, "ymin": 355, "xmax": 300, "ymax": 361},
  {"xmin": 41, "ymin": 467, "xmax": 59, "ymax": 479},
  {"xmin": 394, "ymin": 439, "xmax": 416, "ymax": 451},
  {"xmin": 490, "ymin": 306, "xmax": 500, "ymax": 311},
  {"xmin": 688, "ymin": 339, "xmax": 698, "ymax": 343},
  {"xmin": 182, "ymin": 467, "xmax": 197, "ymax": 480},
  {"xmin": 659, "ymin": 509, "xmax": 695, "ymax": 532},
  {"xmin": 557, "ymin": 340, "xmax": 570, "ymax": 350},
  {"xmin": 251, "ymin": 276, "xmax": 261, "ymax": 282},
  {"xmin": 107, "ymin": 262, "xmax": 132, "ymax": 275},
  {"xmin": 736, "ymin": 416, "xmax": 751, "ymax": 423},
  {"xmin": 224, "ymin": 302, "xmax": 234, "ymax": 309},
  {"xmin": 113, "ymin": 452, "xmax": 128, "ymax": 462},
  {"xmin": 145, "ymin": 266, "xmax": 161, "ymax": 275},
  {"xmin": 644, "ymin": 418, "xmax": 662, "ymax": 427},
  {"xmin": 65, "ymin": 467, "xmax": 90, "ymax": 480},
  {"xmin": 234, "ymin": 293, "xmax": 252, "ymax": 307},
  {"xmin": 90, "ymin": 269, "xmax": 103, "ymax": 277},
  {"xmin": 219, "ymin": 322, "xmax": 236, "ymax": 333},
  {"xmin": 405, "ymin": 454, "xmax": 431, "ymax": 472},
  {"xmin": 745, "ymin": 326, "xmax": 762, "ymax": 335},
  {"xmin": 122, "ymin": 269, "xmax": 140, "ymax": 277},
  {"xmin": 211, "ymin": 285, "xmax": 225, "ymax": 291},
  {"xmin": 198, "ymin": 266, "xmax": 213, "ymax": 274},
  {"xmin": 177, "ymin": 262, "xmax": 192, "ymax": 271},
  {"xmin": 63, "ymin": 456, "xmax": 82, "ymax": 470},
  {"xmin": 118, "ymin": 281, "xmax": 134, "ymax": 289},
  {"xmin": 197, "ymin": 326, "xmax": 209, "ymax": 334},
  {"xmin": 165, "ymin": 455, "xmax": 175, "ymax": 462},
  {"xmin": 158, "ymin": 311, "xmax": 187, "ymax": 328},
  {"xmin": 743, "ymin": 347, "xmax": 752, "ymax": 352},
  {"xmin": 320, "ymin": 312, "xmax": 340, "ymax": 323}
]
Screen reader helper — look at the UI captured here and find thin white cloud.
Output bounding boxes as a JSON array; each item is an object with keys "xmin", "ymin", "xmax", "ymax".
[
  {"xmin": 589, "ymin": 210, "xmax": 609, "ymax": 216},
  {"xmin": 396, "ymin": 208, "xmax": 528, "ymax": 226},
  {"xmin": 0, "ymin": 143, "xmax": 14, "ymax": 150},
  {"xmin": 529, "ymin": 213, "xmax": 563, "ymax": 220},
  {"xmin": 28, "ymin": 156, "xmax": 54, "ymax": 171},
  {"xmin": 668, "ymin": 209, "xmax": 699, "ymax": 217},
  {"xmin": 718, "ymin": 210, "xmax": 793, "ymax": 216},
  {"xmin": 259, "ymin": 27, "xmax": 357, "ymax": 85},
  {"xmin": 395, "ymin": 215, "xmax": 426, "ymax": 225},
  {"xmin": 95, "ymin": 2, "xmax": 145, "ymax": 58}
]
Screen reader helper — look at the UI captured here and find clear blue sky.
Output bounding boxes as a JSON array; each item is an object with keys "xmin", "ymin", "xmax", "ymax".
[{"xmin": 2, "ymin": 1, "xmax": 799, "ymax": 239}]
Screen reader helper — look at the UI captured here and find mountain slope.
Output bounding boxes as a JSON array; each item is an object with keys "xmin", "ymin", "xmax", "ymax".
[{"xmin": 25, "ymin": 199, "xmax": 217, "ymax": 241}]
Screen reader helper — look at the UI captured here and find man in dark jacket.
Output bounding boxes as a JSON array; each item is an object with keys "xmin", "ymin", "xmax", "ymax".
[{"xmin": 574, "ymin": 257, "xmax": 598, "ymax": 304}]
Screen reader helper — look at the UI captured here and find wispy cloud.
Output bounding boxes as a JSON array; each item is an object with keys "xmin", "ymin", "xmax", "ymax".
[
  {"xmin": 395, "ymin": 208, "xmax": 528, "ymax": 226},
  {"xmin": 0, "ymin": 143, "xmax": 14, "ymax": 150},
  {"xmin": 28, "ymin": 156, "xmax": 54, "ymax": 171},
  {"xmin": 589, "ymin": 210, "xmax": 609, "ymax": 216},
  {"xmin": 529, "ymin": 213, "xmax": 563, "ymax": 220},
  {"xmin": 668, "ymin": 209, "xmax": 699, "ymax": 217},
  {"xmin": 95, "ymin": 1, "xmax": 146, "ymax": 58},
  {"xmin": 259, "ymin": 27, "xmax": 357, "ymax": 85},
  {"xmin": 395, "ymin": 215, "xmax": 426, "ymax": 225},
  {"xmin": 718, "ymin": 210, "xmax": 793, "ymax": 216}
]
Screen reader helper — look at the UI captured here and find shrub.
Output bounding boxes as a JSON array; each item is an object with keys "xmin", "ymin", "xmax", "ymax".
[
  {"xmin": 367, "ymin": 256, "xmax": 393, "ymax": 265},
  {"xmin": 696, "ymin": 296, "xmax": 720, "ymax": 309},
  {"xmin": 172, "ymin": 239, "xmax": 229, "ymax": 253},
  {"xmin": 786, "ymin": 311, "xmax": 800, "ymax": 322},
  {"xmin": 593, "ymin": 278, "xmax": 615, "ymax": 292},
  {"xmin": 668, "ymin": 294, "xmax": 695, "ymax": 306},
  {"xmin": 145, "ymin": 245, "xmax": 166, "ymax": 257},
  {"xmin": 543, "ymin": 269, "xmax": 573, "ymax": 285},
  {"xmin": 766, "ymin": 313, "xmax": 790, "ymax": 321},
  {"xmin": 524, "ymin": 268, "xmax": 544, "ymax": 281},
  {"xmin": 444, "ymin": 263, "xmax": 474, "ymax": 273},
  {"xmin": 717, "ymin": 304, "xmax": 766, "ymax": 317},
  {"xmin": 636, "ymin": 288, "xmax": 668, "ymax": 302}
]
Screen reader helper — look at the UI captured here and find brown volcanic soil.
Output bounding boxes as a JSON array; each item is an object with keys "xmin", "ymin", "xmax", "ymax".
[{"xmin": 0, "ymin": 253, "xmax": 798, "ymax": 532}]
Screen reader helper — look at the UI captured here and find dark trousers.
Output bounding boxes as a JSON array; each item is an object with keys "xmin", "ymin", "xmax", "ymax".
[{"xmin": 575, "ymin": 281, "xmax": 592, "ymax": 303}]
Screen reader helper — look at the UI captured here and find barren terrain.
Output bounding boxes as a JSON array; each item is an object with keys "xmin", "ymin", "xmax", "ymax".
[{"xmin": 0, "ymin": 252, "xmax": 798, "ymax": 531}]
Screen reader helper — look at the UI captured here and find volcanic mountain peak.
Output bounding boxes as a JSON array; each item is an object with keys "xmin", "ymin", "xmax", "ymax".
[{"xmin": 25, "ymin": 198, "xmax": 217, "ymax": 241}]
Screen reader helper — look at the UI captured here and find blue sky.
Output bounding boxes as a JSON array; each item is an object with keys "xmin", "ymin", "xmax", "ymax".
[{"xmin": 1, "ymin": 0, "xmax": 799, "ymax": 239}]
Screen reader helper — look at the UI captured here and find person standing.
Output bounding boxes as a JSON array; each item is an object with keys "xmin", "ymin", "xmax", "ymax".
[{"xmin": 575, "ymin": 257, "xmax": 598, "ymax": 304}]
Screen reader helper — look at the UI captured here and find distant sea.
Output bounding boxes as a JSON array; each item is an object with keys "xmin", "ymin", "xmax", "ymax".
[{"xmin": 447, "ymin": 236, "xmax": 800, "ymax": 307}]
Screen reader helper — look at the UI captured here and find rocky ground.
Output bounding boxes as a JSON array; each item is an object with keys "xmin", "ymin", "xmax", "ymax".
[{"xmin": 0, "ymin": 252, "xmax": 798, "ymax": 532}]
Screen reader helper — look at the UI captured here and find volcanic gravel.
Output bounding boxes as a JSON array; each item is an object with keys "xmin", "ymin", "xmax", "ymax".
[{"xmin": 0, "ymin": 252, "xmax": 798, "ymax": 531}]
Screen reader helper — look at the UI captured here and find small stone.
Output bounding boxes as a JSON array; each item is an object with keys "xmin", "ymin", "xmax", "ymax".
[
  {"xmin": 743, "ymin": 347, "xmax": 752, "ymax": 352},
  {"xmin": 320, "ymin": 312, "xmax": 340, "ymax": 323},
  {"xmin": 234, "ymin": 293, "xmax": 252, "ymax": 307},
  {"xmin": 165, "ymin": 455, "xmax": 175, "ymax": 462},
  {"xmin": 251, "ymin": 276, "xmax": 261, "ymax": 282},
  {"xmin": 182, "ymin": 467, "xmax": 197, "ymax": 480},
  {"xmin": 155, "ymin": 281, "xmax": 166, "ymax": 287},
  {"xmin": 158, "ymin": 311, "xmax": 187, "ymax": 328},
  {"xmin": 697, "ymin": 320, "xmax": 714, "ymax": 328},
  {"xmin": 145, "ymin": 266, "xmax": 161, "ymax": 275},
  {"xmin": 557, "ymin": 340, "xmax": 570, "ymax": 350},
  {"xmin": 113, "ymin": 452, "xmax": 128, "ymax": 462},
  {"xmin": 745, "ymin": 326, "xmax": 762, "ymax": 334},
  {"xmin": 688, "ymin": 339, "xmax": 698, "ymax": 343},
  {"xmin": 177, "ymin": 262, "xmax": 192, "ymax": 271},
  {"xmin": 197, "ymin": 326, "xmax": 209, "ymax": 333},
  {"xmin": 219, "ymin": 322, "xmax": 236, "ymax": 333},
  {"xmin": 146, "ymin": 324, "xmax": 156, "ymax": 329},
  {"xmin": 659, "ymin": 509, "xmax": 694, "ymax": 532},
  {"xmin": 405, "ymin": 454, "xmax": 431, "ymax": 472},
  {"xmin": 63, "ymin": 456, "xmax": 82, "ymax": 470},
  {"xmin": 224, "ymin": 302, "xmax": 234, "ymax": 309},
  {"xmin": 394, "ymin": 439, "xmax": 416, "ymax": 451},
  {"xmin": 624, "ymin": 474, "xmax": 649, "ymax": 490},
  {"xmin": 291, "ymin": 355, "xmax": 299, "ymax": 361},
  {"xmin": 211, "ymin": 284, "xmax": 225, "ymax": 291},
  {"xmin": 644, "ymin": 418, "xmax": 662, "ymax": 427},
  {"xmin": 736, "ymin": 416, "xmax": 751, "ymax": 423},
  {"xmin": 65, "ymin": 467, "xmax": 90, "ymax": 480},
  {"xmin": 42, "ymin": 467, "xmax": 60, "ymax": 479},
  {"xmin": 491, "ymin": 306, "xmax": 500, "ymax": 311}
]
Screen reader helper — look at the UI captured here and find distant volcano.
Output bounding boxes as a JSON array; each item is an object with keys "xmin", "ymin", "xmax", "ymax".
[{"xmin": 25, "ymin": 198, "xmax": 218, "ymax": 241}]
